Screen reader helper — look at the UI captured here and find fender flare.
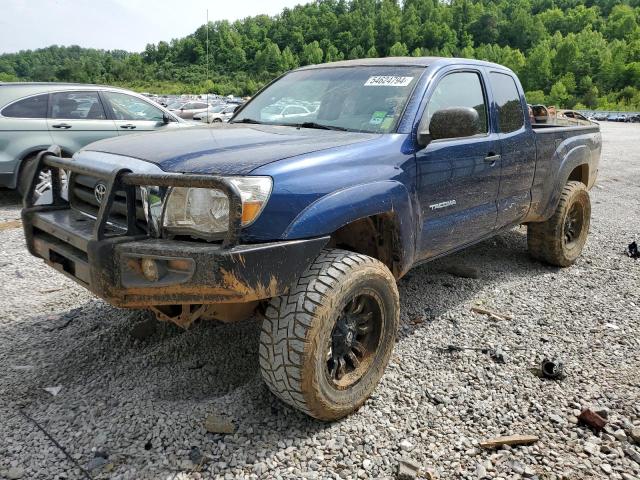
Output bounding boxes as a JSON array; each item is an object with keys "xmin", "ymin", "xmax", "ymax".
[
  {"xmin": 537, "ymin": 144, "xmax": 591, "ymax": 221},
  {"xmin": 11, "ymin": 145, "xmax": 73, "ymax": 189},
  {"xmin": 283, "ymin": 180, "xmax": 415, "ymax": 273}
]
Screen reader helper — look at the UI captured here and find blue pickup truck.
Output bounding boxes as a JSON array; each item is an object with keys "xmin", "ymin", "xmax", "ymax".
[{"xmin": 22, "ymin": 57, "xmax": 601, "ymax": 420}]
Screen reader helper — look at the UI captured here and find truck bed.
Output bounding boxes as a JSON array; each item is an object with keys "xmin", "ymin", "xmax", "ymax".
[{"xmin": 528, "ymin": 121, "xmax": 601, "ymax": 222}]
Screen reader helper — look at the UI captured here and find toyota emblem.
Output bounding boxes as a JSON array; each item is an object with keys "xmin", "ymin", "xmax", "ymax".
[{"xmin": 94, "ymin": 183, "xmax": 107, "ymax": 204}]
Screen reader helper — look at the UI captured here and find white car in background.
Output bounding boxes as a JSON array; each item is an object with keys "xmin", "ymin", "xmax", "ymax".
[
  {"xmin": 194, "ymin": 104, "xmax": 240, "ymax": 123},
  {"xmin": 260, "ymin": 104, "xmax": 312, "ymax": 122}
]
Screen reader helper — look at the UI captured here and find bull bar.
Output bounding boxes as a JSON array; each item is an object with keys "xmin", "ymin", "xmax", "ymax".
[{"xmin": 20, "ymin": 146, "xmax": 329, "ymax": 313}]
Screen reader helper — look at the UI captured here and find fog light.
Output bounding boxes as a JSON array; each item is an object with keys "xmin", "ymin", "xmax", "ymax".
[{"xmin": 141, "ymin": 258, "xmax": 160, "ymax": 282}]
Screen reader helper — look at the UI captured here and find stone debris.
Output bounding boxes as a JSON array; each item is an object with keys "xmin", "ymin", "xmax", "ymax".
[
  {"xmin": 443, "ymin": 264, "xmax": 480, "ymax": 279},
  {"xmin": 397, "ymin": 457, "xmax": 420, "ymax": 480},
  {"xmin": 479, "ymin": 434, "xmax": 539, "ymax": 449},
  {"xmin": 204, "ymin": 414, "xmax": 235, "ymax": 434},
  {"xmin": 6, "ymin": 467, "xmax": 25, "ymax": 479},
  {"xmin": 43, "ymin": 386, "xmax": 62, "ymax": 396},
  {"xmin": 578, "ymin": 409, "xmax": 608, "ymax": 431},
  {"xmin": 471, "ymin": 306, "xmax": 513, "ymax": 321},
  {"xmin": 86, "ymin": 456, "xmax": 108, "ymax": 471}
]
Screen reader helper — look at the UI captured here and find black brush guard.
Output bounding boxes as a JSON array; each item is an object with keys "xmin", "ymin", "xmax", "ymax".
[
  {"xmin": 22, "ymin": 146, "xmax": 244, "ymax": 248},
  {"xmin": 20, "ymin": 146, "xmax": 329, "ymax": 309}
]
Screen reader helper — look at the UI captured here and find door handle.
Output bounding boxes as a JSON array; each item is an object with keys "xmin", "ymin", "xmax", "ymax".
[
  {"xmin": 120, "ymin": 124, "xmax": 137, "ymax": 129},
  {"xmin": 52, "ymin": 123, "xmax": 72, "ymax": 129},
  {"xmin": 484, "ymin": 153, "xmax": 501, "ymax": 164}
]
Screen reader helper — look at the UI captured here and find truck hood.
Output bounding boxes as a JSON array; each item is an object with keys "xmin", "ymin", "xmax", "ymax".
[{"xmin": 80, "ymin": 124, "xmax": 379, "ymax": 175}]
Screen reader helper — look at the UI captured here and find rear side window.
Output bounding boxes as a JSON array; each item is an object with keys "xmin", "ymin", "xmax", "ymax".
[
  {"xmin": 2, "ymin": 94, "xmax": 48, "ymax": 118},
  {"xmin": 51, "ymin": 91, "xmax": 106, "ymax": 120},
  {"xmin": 490, "ymin": 72, "xmax": 525, "ymax": 133},
  {"xmin": 425, "ymin": 71, "xmax": 488, "ymax": 133}
]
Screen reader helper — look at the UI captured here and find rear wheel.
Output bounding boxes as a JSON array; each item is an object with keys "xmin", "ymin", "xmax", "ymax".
[
  {"xmin": 528, "ymin": 181, "xmax": 591, "ymax": 267},
  {"xmin": 259, "ymin": 249, "xmax": 399, "ymax": 420}
]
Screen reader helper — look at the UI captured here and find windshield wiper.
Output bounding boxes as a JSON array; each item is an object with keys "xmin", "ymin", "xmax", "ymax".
[
  {"xmin": 232, "ymin": 118, "xmax": 264, "ymax": 124},
  {"xmin": 294, "ymin": 122, "xmax": 351, "ymax": 132}
]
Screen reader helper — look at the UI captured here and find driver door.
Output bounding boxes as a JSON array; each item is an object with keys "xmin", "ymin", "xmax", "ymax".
[
  {"xmin": 100, "ymin": 91, "xmax": 175, "ymax": 134},
  {"xmin": 415, "ymin": 69, "xmax": 501, "ymax": 259}
]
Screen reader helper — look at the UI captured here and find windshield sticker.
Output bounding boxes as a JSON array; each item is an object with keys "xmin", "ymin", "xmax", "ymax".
[
  {"xmin": 369, "ymin": 111, "xmax": 387, "ymax": 125},
  {"xmin": 364, "ymin": 76, "xmax": 414, "ymax": 87},
  {"xmin": 380, "ymin": 117, "xmax": 394, "ymax": 130}
]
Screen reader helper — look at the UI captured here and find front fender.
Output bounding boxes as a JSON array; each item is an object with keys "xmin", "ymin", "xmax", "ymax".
[{"xmin": 283, "ymin": 180, "xmax": 415, "ymax": 270}]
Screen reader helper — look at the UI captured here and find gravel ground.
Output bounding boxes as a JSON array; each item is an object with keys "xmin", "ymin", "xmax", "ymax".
[{"xmin": 1, "ymin": 122, "xmax": 639, "ymax": 480}]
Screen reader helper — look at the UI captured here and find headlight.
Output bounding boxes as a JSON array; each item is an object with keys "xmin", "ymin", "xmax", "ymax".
[{"xmin": 162, "ymin": 176, "xmax": 272, "ymax": 239}]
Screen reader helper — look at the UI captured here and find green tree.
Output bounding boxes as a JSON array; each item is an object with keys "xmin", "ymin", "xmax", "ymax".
[
  {"xmin": 255, "ymin": 42, "xmax": 283, "ymax": 73},
  {"xmin": 301, "ymin": 41, "xmax": 324, "ymax": 65},
  {"xmin": 606, "ymin": 4, "xmax": 638, "ymax": 40},
  {"xmin": 388, "ymin": 42, "xmax": 409, "ymax": 56},
  {"xmin": 548, "ymin": 81, "xmax": 571, "ymax": 107},
  {"xmin": 525, "ymin": 90, "xmax": 546, "ymax": 104}
]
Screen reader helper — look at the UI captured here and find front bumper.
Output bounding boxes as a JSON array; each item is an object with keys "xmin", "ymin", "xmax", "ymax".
[{"xmin": 21, "ymin": 148, "xmax": 329, "ymax": 308}]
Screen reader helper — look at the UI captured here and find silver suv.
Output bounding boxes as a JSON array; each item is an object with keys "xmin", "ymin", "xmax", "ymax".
[{"xmin": 0, "ymin": 83, "xmax": 185, "ymax": 198}]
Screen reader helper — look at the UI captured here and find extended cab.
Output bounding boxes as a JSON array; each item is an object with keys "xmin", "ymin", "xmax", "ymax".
[{"xmin": 22, "ymin": 57, "xmax": 601, "ymax": 420}]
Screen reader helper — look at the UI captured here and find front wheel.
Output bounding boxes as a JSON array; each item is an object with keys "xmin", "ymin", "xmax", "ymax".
[
  {"xmin": 259, "ymin": 249, "xmax": 399, "ymax": 421},
  {"xmin": 528, "ymin": 181, "xmax": 591, "ymax": 267},
  {"xmin": 18, "ymin": 153, "xmax": 68, "ymax": 204}
]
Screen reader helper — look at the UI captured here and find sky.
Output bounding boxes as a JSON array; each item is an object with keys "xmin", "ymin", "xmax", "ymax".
[{"xmin": 0, "ymin": 0, "xmax": 305, "ymax": 54}]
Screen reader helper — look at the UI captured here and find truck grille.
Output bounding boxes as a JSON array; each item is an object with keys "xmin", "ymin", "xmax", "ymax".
[{"xmin": 69, "ymin": 174, "xmax": 148, "ymax": 232}]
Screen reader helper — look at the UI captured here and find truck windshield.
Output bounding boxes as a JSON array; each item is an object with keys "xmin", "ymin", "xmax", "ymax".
[{"xmin": 232, "ymin": 66, "xmax": 424, "ymax": 133}]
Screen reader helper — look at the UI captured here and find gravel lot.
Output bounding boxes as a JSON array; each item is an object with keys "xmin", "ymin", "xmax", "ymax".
[{"xmin": 1, "ymin": 122, "xmax": 639, "ymax": 480}]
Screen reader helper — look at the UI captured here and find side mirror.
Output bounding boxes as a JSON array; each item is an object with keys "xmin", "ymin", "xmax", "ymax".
[
  {"xmin": 417, "ymin": 107, "xmax": 481, "ymax": 146},
  {"xmin": 162, "ymin": 113, "xmax": 171, "ymax": 124}
]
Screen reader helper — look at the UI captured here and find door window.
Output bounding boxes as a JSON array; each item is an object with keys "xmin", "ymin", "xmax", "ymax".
[
  {"xmin": 424, "ymin": 71, "xmax": 488, "ymax": 134},
  {"xmin": 103, "ymin": 92, "xmax": 165, "ymax": 121},
  {"xmin": 490, "ymin": 72, "xmax": 525, "ymax": 133},
  {"xmin": 50, "ymin": 91, "xmax": 106, "ymax": 119},
  {"xmin": 1, "ymin": 94, "xmax": 48, "ymax": 118}
]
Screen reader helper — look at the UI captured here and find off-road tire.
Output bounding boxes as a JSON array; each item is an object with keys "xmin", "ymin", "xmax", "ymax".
[
  {"xmin": 259, "ymin": 249, "xmax": 399, "ymax": 420},
  {"xmin": 528, "ymin": 181, "xmax": 591, "ymax": 267}
]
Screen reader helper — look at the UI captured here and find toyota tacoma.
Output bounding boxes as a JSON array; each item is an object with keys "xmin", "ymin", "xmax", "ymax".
[{"xmin": 22, "ymin": 57, "xmax": 601, "ymax": 420}]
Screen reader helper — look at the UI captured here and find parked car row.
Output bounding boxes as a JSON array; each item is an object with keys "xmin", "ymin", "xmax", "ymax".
[
  {"xmin": 166, "ymin": 99, "xmax": 212, "ymax": 120},
  {"xmin": 590, "ymin": 112, "xmax": 640, "ymax": 122},
  {"xmin": 142, "ymin": 93, "xmax": 247, "ymax": 110},
  {"xmin": 193, "ymin": 103, "xmax": 241, "ymax": 123}
]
